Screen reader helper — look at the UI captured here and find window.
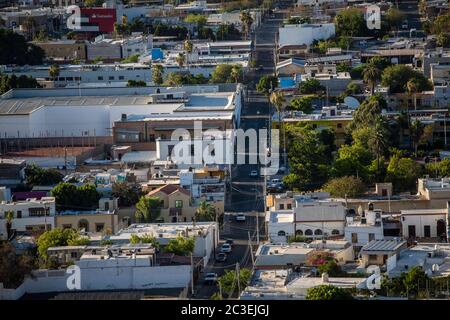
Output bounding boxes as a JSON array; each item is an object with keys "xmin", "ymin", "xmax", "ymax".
[
  {"xmin": 279, "ymin": 204, "xmax": 285, "ymax": 210},
  {"xmin": 109, "ymin": 76, "xmax": 114, "ymax": 80},
  {"xmin": 287, "ymin": 203, "xmax": 292, "ymax": 210},
  {"xmin": 331, "ymin": 229, "xmax": 340, "ymax": 235},
  {"xmin": 16, "ymin": 210, "xmax": 22, "ymax": 219},
  {"xmin": 149, "ymin": 134, "xmax": 155, "ymax": 142},
  {"xmin": 369, "ymin": 233, "xmax": 375, "ymax": 242},
  {"xmin": 351, "ymin": 233, "xmax": 358, "ymax": 243},
  {"xmin": 296, "ymin": 229, "xmax": 303, "ymax": 235},
  {"xmin": 29, "ymin": 207, "xmax": 47, "ymax": 217},
  {"xmin": 95, "ymin": 223, "xmax": 104, "ymax": 232},
  {"xmin": 71, "ymin": 252, "xmax": 78, "ymax": 258},
  {"xmin": 424, "ymin": 225, "xmax": 431, "ymax": 237},
  {"xmin": 305, "ymin": 229, "xmax": 313, "ymax": 236},
  {"xmin": 175, "ymin": 200, "xmax": 183, "ymax": 208},
  {"xmin": 314, "ymin": 229, "xmax": 323, "ymax": 236},
  {"xmin": 277, "ymin": 230, "xmax": 286, "ymax": 236},
  {"xmin": 98, "ymin": 76, "xmax": 104, "ymax": 80},
  {"xmin": 119, "ymin": 76, "xmax": 124, "ymax": 80},
  {"xmin": 104, "ymin": 202, "xmax": 109, "ymax": 211}
]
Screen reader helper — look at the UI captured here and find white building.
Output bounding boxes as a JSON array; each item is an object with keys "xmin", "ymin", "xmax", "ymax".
[
  {"xmin": 0, "ymin": 63, "xmax": 151, "ymax": 88},
  {"xmin": 278, "ymin": 23, "xmax": 335, "ymax": 48},
  {"xmin": 345, "ymin": 208, "xmax": 385, "ymax": 254},
  {"xmin": 104, "ymin": 222, "xmax": 219, "ymax": 267},
  {"xmin": 254, "ymin": 243, "xmax": 315, "ymax": 269},
  {"xmin": 0, "ymin": 85, "xmax": 242, "ymax": 139},
  {"xmin": 266, "ymin": 210, "xmax": 295, "ymax": 243},
  {"xmin": 294, "ymin": 195, "xmax": 346, "ymax": 238},
  {"xmin": 401, "ymin": 208, "xmax": 449, "ymax": 240},
  {"xmin": 0, "ymin": 244, "xmax": 192, "ymax": 300},
  {"xmin": 297, "ymin": 0, "xmax": 345, "ymax": 5},
  {"xmin": 0, "ymin": 197, "xmax": 56, "ymax": 240}
]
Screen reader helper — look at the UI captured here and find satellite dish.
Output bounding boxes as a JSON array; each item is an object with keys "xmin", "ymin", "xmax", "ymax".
[{"xmin": 344, "ymin": 96, "xmax": 360, "ymax": 109}]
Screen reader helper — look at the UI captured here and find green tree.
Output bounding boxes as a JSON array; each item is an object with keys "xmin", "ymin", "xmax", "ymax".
[
  {"xmin": 283, "ymin": 125, "xmax": 330, "ymax": 190},
  {"xmin": 129, "ymin": 234, "xmax": 160, "ymax": 248},
  {"xmin": 184, "ymin": 14, "xmax": 207, "ymax": 28},
  {"xmin": 385, "ymin": 8, "xmax": 406, "ymax": 30},
  {"xmin": 218, "ymin": 268, "xmax": 252, "ymax": 298},
  {"xmin": 256, "ymin": 75, "xmax": 278, "ymax": 97},
  {"xmin": 210, "ymin": 64, "xmax": 242, "ymax": 83},
  {"xmin": 0, "ymin": 29, "xmax": 44, "ymax": 65},
  {"xmin": 0, "ymin": 243, "xmax": 35, "ymax": 288},
  {"xmin": 410, "ymin": 120, "xmax": 425, "ymax": 154},
  {"xmin": 4, "ymin": 210, "xmax": 14, "ymax": 240},
  {"xmin": 306, "ymin": 285, "xmax": 353, "ymax": 300},
  {"xmin": 49, "ymin": 64, "xmax": 60, "ymax": 81},
  {"xmin": 403, "ymin": 266, "xmax": 428, "ymax": 296},
  {"xmin": 165, "ymin": 236, "xmax": 195, "ymax": 256},
  {"xmin": 175, "ymin": 53, "xmax": 185, "ymax": 68},
  {"xmin": 25, "ymin": 164, "xmax": 63, "ymax": 186},
  {"xmin": 152, "ymin": 64, "xmax": 164, "ymax": 86},
  {"xmin": 195, "ymin": 201, "xmax": 216, "ymax": 222},
  {"xmin": 290, "ymin": 96, "xmax": 313, "ymax": 114},
  {"xmin": 126, "ymin": 80, "xmax": 146, "ymax": 87},
  {"xmin": 112, "ymin": 182, "xmax": 143, "ymax": 207},
  {"xmin": 299, "ymin": 78, "xmax": 325, "ymax": 94},
  {"xmin": 121, "ymin": 54, "xmax": 139, "ymax": 63},
  {"xmin": 334, "ymin": 7, "xmax": 367, "ymax": 37},
  {"xmin": 426, "ymin": 158, "xmax": 450, "ymax": 178},
  {"xmin": 51, "ymin": 182, "xmax": 100, "ymax": 211},
  {"xmin": 436, "ymin": 33, "xmax": 450, "ymax": 47},
  {"xmin": 37, "ymin": 228, "xmax": 89, "ymax": 261},
  {"xmin": 386, "ymin": 155, "xmax": 422, "ymax": 192},
  {"xmin": 239, "ymin": 10, "xmax": 254, "ymax": 40},
  {"xmin": 381, "ymin": 64, "xmax": 433, "ymax": 94},
  {"xmin": 323, "ymin": 176, "xmax": 366, "ymax": 198},
  {"xmin": 0, "ymin": 74, "xmax": 41, "ymax": 94},
  {"xmin": 362, "ymin": 63, "xmax": 381, "ymax": 94},
  {"xmin": 406, "ymin": 78, "xmax": 421, "ymax": 110},
  {"xmin": 431, "ymin": 13, "xmax": 450, "ymax": 34},
  {"xmin": 135, "ymin": 196, "xmax": 161, "ymax": 223}
]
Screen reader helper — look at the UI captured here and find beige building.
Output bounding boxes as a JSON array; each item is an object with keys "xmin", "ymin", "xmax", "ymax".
[
  {"xmin": 147, "ymin": 184, "xmax": 197, "ymax": 223},
  {"xmin": 34, "ymin": 40, "xmax": 87, "ymax": 62},
  {"xmin": 56, "ymin": 211, "xmax": 119, "ymax": 234}
]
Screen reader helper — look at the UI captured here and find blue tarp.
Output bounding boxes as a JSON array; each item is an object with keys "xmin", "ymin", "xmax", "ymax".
[
  {"xmin": 279, "ymin": 77, "xmax": 296, "ymax": 89},
  {"xmin": 151, "ymin": 48, "xmax": 164, "ymax": 61}
]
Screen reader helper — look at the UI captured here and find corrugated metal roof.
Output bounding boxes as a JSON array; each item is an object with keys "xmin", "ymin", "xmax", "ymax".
[{"xmin": 361, "ymin": 240, "xmax": 406, "ymax": 252}]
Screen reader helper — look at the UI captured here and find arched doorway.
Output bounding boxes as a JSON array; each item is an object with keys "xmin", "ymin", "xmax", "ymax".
[
  {"xmin": 296, "ymin": 230, "xmax": 303, "ymax": 236},
  {"xmin": 78, "ymin": 219, "xmax": 89, "ymax": 232},
  {"xmin": 437, "ymin": 219, "xmax": 446, "ymax": 240}
]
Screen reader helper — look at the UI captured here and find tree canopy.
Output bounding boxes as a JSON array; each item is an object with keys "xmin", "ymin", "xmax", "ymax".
[
  {"xmin": 25, "ymin": 164, "xmax": 63, "ymax": 186},
  {"xmin": 51, "ymin": 183, "xmax": 101, "ymax": 211},
  {"xmin": 381, "ymin": 65, "xmax": 433, "ymax": 94},
  {"xmin": 323, "ymin": 176, "xmax": 366, "ymax": 198},
  {"xmin": 0, "ymin": 29, "xmax": 45, "ymax": 65},
  {"xmin": 135, "ymin": 196, "xmax": 162, "ymax": 223},
  {"xmin": 306, "ymin": 285, "xmax": 354, "ymax": 300},
  {"xmin": 165, "ymin": 236, "xmax": 195, "ymax": 256},
  {"xmin": 37, "ymin": 228, "xmax": 89, "ymax": 261},
  {"xmin": 0, "ymin": 243, "xmax": 35, "ymax": 288}
]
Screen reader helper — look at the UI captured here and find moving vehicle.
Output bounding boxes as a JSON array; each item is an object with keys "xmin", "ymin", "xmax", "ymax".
[
  {"xmin": 204, "ymin": 273, "xmax": 218, "ymax": 285},
  {"xmin": 220, "ymin": 243, "xmax": 232, "ymax": 253},
  {"xmin": 215, "ymin": 253, "xmax": 227, "ymax": 262},
  {"xmin": 235, "ymin": 213, "xmax": 246, "ymax": 222}
]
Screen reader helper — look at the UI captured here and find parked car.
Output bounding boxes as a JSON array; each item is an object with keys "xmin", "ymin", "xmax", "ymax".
[
  {"xmin": 215, "ymin": 253, "xmax": 227, "ymax": 262},
  {"xmin": 249, "ymin": 170, "xmax": 259, "ymax": 177},
  {"xmin": 220, "ymin": 243, "xmax": 232, "ymax": 253},
  {"xmin": 235, "ymin": 213, "xmax": 246, "ymax": 222},
  {"xmin": 204, "ymin": 273, "xmax": 218, "ymax": 285}
]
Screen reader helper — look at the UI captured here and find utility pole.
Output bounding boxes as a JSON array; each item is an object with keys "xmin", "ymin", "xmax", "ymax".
[
  {"xmin": 190, "ymin": 253, "xmax": 195, "ymax": 296},
  {"xmin": 248, "ymin": 231, "xmax": 255, "ymax": 266},
  {"xmin": 236, "ymin": 263, "xmax": 241, "ymax": 296}
]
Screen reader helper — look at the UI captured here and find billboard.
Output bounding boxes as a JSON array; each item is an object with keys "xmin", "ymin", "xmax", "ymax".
[{"xmin": 80, "ymin": 8, "xmax": 116, "ymax": 33}]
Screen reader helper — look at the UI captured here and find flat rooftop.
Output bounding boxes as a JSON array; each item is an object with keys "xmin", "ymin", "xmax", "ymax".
[
  {"xmin": 258, "ymin": 244, "xmax": 314, "ymax": 256},
  {"xmin": 0, "ymin": 87, "xmax": 236, "ymax": 116}
]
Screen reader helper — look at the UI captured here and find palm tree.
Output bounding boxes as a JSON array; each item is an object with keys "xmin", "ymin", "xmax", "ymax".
[
  {"xmin": 406, "ymin": 78, "xmax": 420, "ymax": 110},
  {"xmin": 270, "ymin": 90, "xmax": 287, "ymax": 166},
  {"xmin": 230, "ymin": 65, "xmax": 242, "ymax": 83},
  {"xmin": 5, "ymin": 210, "xmax": 14, "ymax": 240},
  {"xmin": 369, "ymin": 117, "xmax": 389, "ymax": 180},
  {"xmin": 183, "ymin": 40, "xmax": 193, "ymax": 70},
  {"xmin": 362, "ymin": 63, "xmax": 381, "ymax": 95},
  {"xmin": 175, "ymin": 53, "xmax": 185, "ymax": 68},
  {"xmin": 22, "ymin": 17, "xmax": 37, "ymax": 40},
  {"xmin": 239, "ymin": 11, "xmax": 254, "ymax": 40},
  {"xmin": 152, "ymin": 64, "xmax": 164, "ymax": 85},
  {"xmin": 410, "ymin": 119, "xmax": 425, "ymax": 155},
  {"xmin": 49, "ymin": 64, "xmax": 60, "ymax": 82},
  {"xmin": 195, "ymin": 201, "xmax": 216, "ymax": 222}
]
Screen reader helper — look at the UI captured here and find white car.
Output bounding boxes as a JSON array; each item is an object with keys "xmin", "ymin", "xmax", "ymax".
[
  {"xmin": 204, "ymin": 273, "xmax": 218, "ymax": 285},
  {"xmin": 235, "ymin": 213, "xmax": 246, "ymax": 222},
  {"xmin": 249, "ymin": 170, "xmax": 259, "ymax": 177},
  {"xmin": 220, "ymin": 243, "xmax": 232, "ymax": 253}
]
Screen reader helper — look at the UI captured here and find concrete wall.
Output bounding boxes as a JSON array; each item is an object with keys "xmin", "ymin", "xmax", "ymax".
[{"xmin": 0, "ymin": 264, "xmax": 191, "ymax": 299}]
